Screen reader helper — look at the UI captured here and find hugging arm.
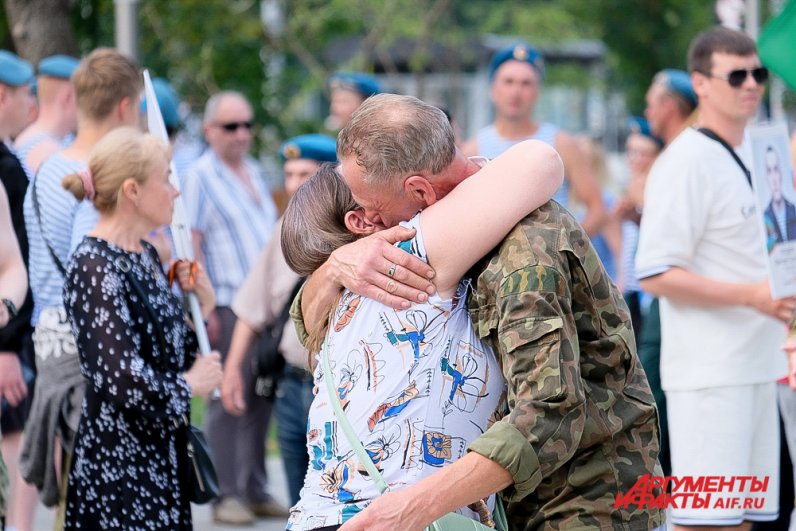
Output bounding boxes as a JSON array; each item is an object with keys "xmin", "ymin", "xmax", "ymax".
[
  {"xmin": 296, "ymin": 141, "xmax": 563, "ymax": 336},
  {"xmin": 419, "ymin": 139, "xmax": 563, "ymax": 295},
  {"xmin": 298, "ymin": 224, "xmax": 436, "ymax": 339}
]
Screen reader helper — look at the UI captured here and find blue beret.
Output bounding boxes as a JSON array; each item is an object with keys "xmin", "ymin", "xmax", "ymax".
[
  {"xmin": 657, "ymin": 69, "xmax": 697, "ymax": 110},
  {"xmin": 280, "ymin": 134, "xmax": 338, "ymax": 163},
  {"xmin": 0, "ymin": 50, "xmax": 34, "ymax": 87},
  {"xmin": 328, "ymin": 72, "xmax": 380, "ymax": 98},
  {"xmin": 38, "ymin": 55, "xmax": 79, "ymax": 79},
  {"xmin": 142, "ymin": 78, "xmax": 181, "ymax": 129},
  {"xmin": 489, "ymin": 44, "xmax": 544, "ymax": 80},
  {"xmin": 628, "ymin": 116, "xmax": 664, "ymax": 148}
]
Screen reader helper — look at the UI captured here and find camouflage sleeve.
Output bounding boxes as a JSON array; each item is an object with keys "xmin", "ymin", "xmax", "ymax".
[
  {"xmin": 289, "ymin": 281, "xmax": 310, "ymax": 347},
  {"xmin": 468, "ymin": 267, "xmax": 587, "ymax": 502}
]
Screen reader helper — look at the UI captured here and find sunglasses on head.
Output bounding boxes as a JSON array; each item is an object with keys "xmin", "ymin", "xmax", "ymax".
[
  {"xmin": 706, "ymin": 66, "xmax": 769, "ymax": 88},
  {"xmin": 216, "ymin": 121, "xmax": 253, "ymax": 132}
]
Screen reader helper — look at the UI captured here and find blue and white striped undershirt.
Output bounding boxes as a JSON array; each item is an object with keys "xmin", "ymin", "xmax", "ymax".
[{"xmin": 23, "ymin": 152, "xmax": 86, "ymax": 325}]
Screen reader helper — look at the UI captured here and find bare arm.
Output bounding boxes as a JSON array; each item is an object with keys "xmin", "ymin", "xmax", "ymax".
[
  {"xmin": 556, "ymin": 132, "xmax": 606, "ymax": 236},
  {"xmin": 339, "ymin": 452, "xmax": 512, "ymax": 531},
  {"xmin": 421, "ymin": 140, "xmax": 564, "ymax": 296},
  {"xmin": 0, "ymin": 184, "xmax": 27, "ymax": 314},
  {"xmin": 0, "ymin": 183, "xmax": 28, "ymax": 405},
  {"xmin": 640, "ymin": 267, "xmax": 796, "ymax": 322},
  {"xmin": 220, "ymin": 319, "xmax": 257, "ymax": 415}
]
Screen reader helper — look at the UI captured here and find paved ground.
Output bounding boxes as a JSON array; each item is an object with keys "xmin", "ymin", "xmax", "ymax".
[{"xmin": 32, "ymin": 457, "xmax": 290, "ymax": 531}]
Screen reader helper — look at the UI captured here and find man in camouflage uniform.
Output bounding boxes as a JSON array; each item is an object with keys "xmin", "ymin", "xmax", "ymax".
[{"xmin": 294, "ymin": 94, "xmax": 663, "ymax": 530}]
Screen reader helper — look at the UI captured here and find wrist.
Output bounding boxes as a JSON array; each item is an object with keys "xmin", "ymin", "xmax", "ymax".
[
  {"xmin": 320, "ymin": 257, "xmax": 342, "ymax": 289},
  {"xmin": 738, "ymin": 284, "xmax": 758, "ymax": 310},
  {"xmin": 414, "ymin": 488, "xmax": 440, "ymax": 527},
  {"xmin": 181, "ymin": 372, "xmax": 194, "ymax": 393},
  {"xmin": 223, "ymin": 352, "xmax": 244, "ymax": 371}
]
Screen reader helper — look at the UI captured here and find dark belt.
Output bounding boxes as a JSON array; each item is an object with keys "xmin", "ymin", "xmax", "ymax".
[{"xmin": 283, "ymin": 364, "xmax": 313, "ymax": 382}]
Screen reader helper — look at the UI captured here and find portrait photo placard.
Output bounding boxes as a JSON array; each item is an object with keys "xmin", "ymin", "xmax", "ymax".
[{"xmin": 749, "ymin": 122, "xmax": 796, "ymax": 299}]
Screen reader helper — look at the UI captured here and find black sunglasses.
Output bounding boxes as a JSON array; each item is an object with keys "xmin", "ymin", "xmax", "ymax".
[
  {"xmin": 215, "ymin": 121, "xmax": 253, "ymax": 132},
  {"xmin": 705, "ymin": 67, "xmax": 769, "ymax": 88}
]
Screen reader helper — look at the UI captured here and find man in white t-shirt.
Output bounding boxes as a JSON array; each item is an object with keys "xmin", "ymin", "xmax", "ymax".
[{"xmin": 636, "ymin": 26, "xmax": 796, "ymax": 530}]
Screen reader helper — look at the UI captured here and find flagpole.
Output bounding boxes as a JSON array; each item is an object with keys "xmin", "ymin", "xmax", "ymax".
[{"xmin": 143, "ymin": 70, "xmax": 211, "ymax": 356}]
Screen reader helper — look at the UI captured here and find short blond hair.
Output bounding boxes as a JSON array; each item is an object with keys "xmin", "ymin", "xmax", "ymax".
[
  {"xmin": 71, "ymin": 48, "xmax": 141, "ymax": 121},
  {"xmin": 63, "ymin": 127, "xmax": 170, "ymax": 213}
]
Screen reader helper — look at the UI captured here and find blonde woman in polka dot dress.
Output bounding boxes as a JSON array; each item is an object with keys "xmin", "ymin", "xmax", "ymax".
[{"xmin": 60, "ymin": 127, "xmax": 222, "ymax": 530}]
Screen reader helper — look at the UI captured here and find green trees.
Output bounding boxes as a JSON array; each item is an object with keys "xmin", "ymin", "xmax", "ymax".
[{"xmin": 0, "ymin": 1, "xmax": 724, "ymax": 140}]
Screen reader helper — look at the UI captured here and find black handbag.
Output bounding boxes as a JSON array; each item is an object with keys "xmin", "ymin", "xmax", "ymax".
[
  {"xmin": 186, "ymin": 422, "xmax": 220, "ymax": 504},
  {"xmin": 251, "ymin": 278, "xmax": 304, "ymax": 399},
  {"xmin": 114, "ymin": 254, "xmax": 220, "ymax": 504}
]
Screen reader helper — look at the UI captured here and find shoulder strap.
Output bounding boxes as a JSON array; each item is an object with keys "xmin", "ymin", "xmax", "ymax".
[
  {"xmin": 697, "ymin": 128, "xmax": 752, "ymax": 187},
  {"xmin": 321, "ymin": 340, "xmax": 389, "ymax": 493},
  {"xmin": 32, "ymin": 173, "xmax": 67, "ymax": 276}
]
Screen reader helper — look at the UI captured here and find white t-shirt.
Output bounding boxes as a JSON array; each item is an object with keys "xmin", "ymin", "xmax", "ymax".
[
  {"xmin": 635, "ymin": 127, "xmax": 786, "ymax": 391},
  {"xmin": 288, "ymin": 215, "xmax": 506, "ymax": 530}
]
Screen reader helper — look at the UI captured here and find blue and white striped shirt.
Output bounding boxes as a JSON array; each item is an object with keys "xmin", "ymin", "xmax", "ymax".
[
  {"xmin": 23, "ymin": 152, "xmax": 86, "ymax": 325},
  {"xmin": 181, "ymin": 151, "xmax": 277, "ymax": 306},
  {"xmin": 14, "ymin": 132, "xmax": 73, "ymax": 180}
]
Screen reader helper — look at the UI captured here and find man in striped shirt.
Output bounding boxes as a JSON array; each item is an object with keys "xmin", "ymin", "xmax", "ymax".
[{"xmin": 181, "ymin": 90, "xmax": 281, "ymax": 525}]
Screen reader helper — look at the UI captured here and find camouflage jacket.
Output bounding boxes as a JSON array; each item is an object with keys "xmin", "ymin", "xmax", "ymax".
[{"xmin": 466, "ymin": 201, "xmax": 663, "ymax": 531}]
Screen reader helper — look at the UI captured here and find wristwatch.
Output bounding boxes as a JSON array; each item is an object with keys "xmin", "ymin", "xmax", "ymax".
[{"xmin": 2, "ymin": 298, "xmax": 18, "ymax": 319}]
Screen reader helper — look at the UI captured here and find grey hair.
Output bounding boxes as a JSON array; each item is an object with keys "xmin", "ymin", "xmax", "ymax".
[
  {"xmin": 281, "ymin": 163, "xmax": 361, "ymax": 277},
  {"xmin": 203, "ymin": 90, "xmax": 250, "ymax": 124},
  {"xmin": 337, "ymin": 93, "xmax": 455, "ymax": 188}
]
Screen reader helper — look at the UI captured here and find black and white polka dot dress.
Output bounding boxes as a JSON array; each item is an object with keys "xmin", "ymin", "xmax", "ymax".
[{"xmin": 63, "ymin": 237, "xmax": 197, "ymax": 530}]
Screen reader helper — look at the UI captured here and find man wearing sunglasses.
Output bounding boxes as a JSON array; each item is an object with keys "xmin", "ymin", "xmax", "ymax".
[
  {"xmin": 637, "ymin": 26, "xmax": 795, "ymax": 530},
  {"xmin": 181, "ymin": 90, "xmax": 283, "ymax": 525}
]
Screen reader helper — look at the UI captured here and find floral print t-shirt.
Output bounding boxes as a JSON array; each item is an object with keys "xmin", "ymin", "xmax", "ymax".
[{"xmin": 288, "ymin": 215, "xmax": 507, "ymax": 530}]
